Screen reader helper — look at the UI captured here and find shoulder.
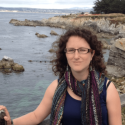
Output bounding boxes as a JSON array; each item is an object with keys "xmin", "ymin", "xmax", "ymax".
[
  {"xmin": 106, "ymin": 79, "xmax": 119, "ymax": 102},
  {"xmin": 49, "ymin": 79, "xmax": 58, "ymax": 89},
  {"xmin": 45, "ymin": 79, "xmax": 58, "ymax": 99},
  {"xmin": 106, "ymin": 79, "xmax": 122, "ymax": 124},
  {"xmin": 106, "ymin": 80, "xmax": 122, "ymax": 124},
  {"xmin": 106, "ymin": 79, "xmax": 121, "ymax": 111}
]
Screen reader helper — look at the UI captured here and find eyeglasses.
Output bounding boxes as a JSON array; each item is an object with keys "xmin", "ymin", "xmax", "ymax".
[{"xmin": 64, "ymin": 47, "xmax": 93, "ymax": 54}]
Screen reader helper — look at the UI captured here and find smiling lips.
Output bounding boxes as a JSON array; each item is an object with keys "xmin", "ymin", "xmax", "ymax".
[{"xmin": 73, "ymin": 62, "xmax": 81, "ymax": 64}]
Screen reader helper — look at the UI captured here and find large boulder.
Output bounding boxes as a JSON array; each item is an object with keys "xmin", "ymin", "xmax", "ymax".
[
  {"xmin": 12, "ymin": 63, "xmax": 24, "ymax": 72},
  {"xmin": 107, "ymin": 38, "xmax": 125, "ymax": 77},
  {"xmin": 0, "ymin": 56, "xmax": 24, "ymax": 73},
  {"xmin": 3, "ymin": 63, "xmax": 12, "ymax": 73}
]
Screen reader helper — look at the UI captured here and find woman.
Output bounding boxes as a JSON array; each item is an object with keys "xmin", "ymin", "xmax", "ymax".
[{"xmin": 0, "ymin": 27, "xmax": 122, "ymax": 125}]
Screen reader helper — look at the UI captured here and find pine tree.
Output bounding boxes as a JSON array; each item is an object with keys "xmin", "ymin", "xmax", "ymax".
[{"xmin": 93, "ymin": 0, "xmax": 125, "ymax": 14}]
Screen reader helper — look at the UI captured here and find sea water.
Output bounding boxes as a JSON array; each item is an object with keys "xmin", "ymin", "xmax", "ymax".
[{"xmin": 0, "ymin": 12, "xmax": 109, "ymax": 119}]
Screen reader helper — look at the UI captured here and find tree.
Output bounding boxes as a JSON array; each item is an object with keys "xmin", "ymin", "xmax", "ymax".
[{"xmin": 93, "ymin": 0, "xmax": 125, "ymax": 14}]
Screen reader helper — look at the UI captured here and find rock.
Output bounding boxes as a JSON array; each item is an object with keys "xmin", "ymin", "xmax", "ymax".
[
  {"xmin": 9, "ymin": 19, "xmax": 43, "ymax": 27},
  {"xmin": 3, "ymin": 63, "xmax": 12, "ymax": 73},
  {"xmin": 106, "ymin": 65, "xmax": 125, "ymax": 77},
  {"xmin": 48, "ymin": 49, "xmax": 55, "ymax": 53},
  {"xmin": 0, "ymin": 56, "xmax": 25, "ymax": 73},
  {"xmin": 3, "ymin": 56, "xmax": 13, "ymax": 61},
  {"xmin": 61, "ymin": 25, "xmax": 65, "ymax": 29},
  {"xmin": 83, "ymin": 21, "xmax": 101, "ymax": 33},
  {"xmin": 119, "ymin": 86, "xmax": 124, "ymax": 90},
  {"xmin": 111, "ymin": 77, "xmax": 115, "ymax": 80},
  {"xmin": 36, "ymin": 34, "xmax": 48, "ymax": 38},
  {"xmin": 120, "ymin": 94, "xmax": 125, "ymax": 107},
  {"xmin": 101, "ymin": 40, "xmax": 111, "ymax": 49},
  {"xmin": 50, "ymin": 30, "xmax": 59, "ymax": 35},
  {"xmin": 110, "ymin": 38, "xmax": 116, "ymax": 44},
  {"xmin": 12, "ymin": 64, "xmax": 24, "ymax": 72},
  {"xmin": 35, "ymin": 32, "xmax": 39, "ymax": 35},
  {"xmin": 0, "ymin": 61, "xmax": 3, "ymax": 69},
  {"xmin": 115, "ymin": 38, "xmax": 125, "ymax": 51},
  {"xmin": 107, "ymin": 40, "xmax": 125, "ymax": 77},
  {"xmin": 28, "ymin": 60, "xmax": 32, "ymax": 62},
  {"xmin": 114, "ymin": 33, "xmax": 125, "ymax": 40},
  {"xmin": 97, "ymin": 33, "xmax": 114, "ymax": 38},
  {"xmin": 121, "ymin": 81, "xmax": 125, "ymax": 85},
  {"xmin": 9, "ymin": 19, "xmax": 19, "ymax": 24},
  {"xmin": 0, "ymin": 58, "xmax": 14, "ymax": 73}
]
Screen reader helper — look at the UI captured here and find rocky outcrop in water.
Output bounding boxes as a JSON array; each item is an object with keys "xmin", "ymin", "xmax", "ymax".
[
  {"xmin": 0, "ymin": 56, "xmax": 24, "ymax": 73},
  {"xmin": 107, "ymin": 38, "xmax": 125, "ymax": 77},
  {"xmin": 9, "ymin": 19, "xmax": 43, "ymax": 27},
  {"xmin": 35, "ymin": 33, "xmax": 48, "ymax": 38},
  {"xmin": 50, "ymin": 30, "xmax": 59, "ymax": 35}
]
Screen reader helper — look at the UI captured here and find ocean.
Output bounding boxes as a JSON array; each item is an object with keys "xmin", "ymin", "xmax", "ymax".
[{"xmin": 0, "ymin": 12, "xmax": 109, "ymax": 120}]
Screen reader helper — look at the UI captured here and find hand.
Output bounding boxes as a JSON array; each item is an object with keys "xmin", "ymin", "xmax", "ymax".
[{"xmin": 0, "ymin": 105, "xmax": 12, "ymax": 125}]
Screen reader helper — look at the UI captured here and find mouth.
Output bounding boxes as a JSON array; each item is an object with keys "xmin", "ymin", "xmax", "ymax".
[{"xmin": 73, "ymin": 62, "xmax": 81, "ymax": 64}]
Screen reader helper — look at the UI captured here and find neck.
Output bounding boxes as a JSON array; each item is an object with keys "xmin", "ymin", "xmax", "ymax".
[{"xmin": 71, "ymin": 68, "xmax": 89, "ymax": 82}]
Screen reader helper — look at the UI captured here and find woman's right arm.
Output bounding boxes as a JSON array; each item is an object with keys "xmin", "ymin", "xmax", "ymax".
[{"xmin": 1, "ymin": 79, "xmax": 58, "ymax": 125}]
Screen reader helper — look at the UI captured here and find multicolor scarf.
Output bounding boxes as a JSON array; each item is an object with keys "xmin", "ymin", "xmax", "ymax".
[{"xmin": 50, "ymin": 69, "xmax": 105, "ymax": 125}]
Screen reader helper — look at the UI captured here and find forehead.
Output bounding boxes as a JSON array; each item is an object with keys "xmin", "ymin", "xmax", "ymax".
[{"xmin": 66, "ymin": 36, "xmax": 90, "ymax": 48}]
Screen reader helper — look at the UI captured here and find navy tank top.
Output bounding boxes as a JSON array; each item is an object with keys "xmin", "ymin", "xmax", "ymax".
[{"xmin": 61, "ymin": 77, "xmax": 109, "ymax": 125}]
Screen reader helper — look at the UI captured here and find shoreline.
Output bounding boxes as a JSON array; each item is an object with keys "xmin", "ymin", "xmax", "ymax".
[{"xmin": 0, "ymin": 11, "xmax": 70, "ymax": 14}]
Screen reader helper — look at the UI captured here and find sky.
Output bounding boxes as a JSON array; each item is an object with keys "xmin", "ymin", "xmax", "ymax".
[{"xmin": 0, "ymin": 0, "xmax": 95, "ymax": 9}]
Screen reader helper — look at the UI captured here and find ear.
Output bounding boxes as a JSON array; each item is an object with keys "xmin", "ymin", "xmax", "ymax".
[{"xmin": 91, "ymin": 50, "xmax": 95, "ymax": 59}]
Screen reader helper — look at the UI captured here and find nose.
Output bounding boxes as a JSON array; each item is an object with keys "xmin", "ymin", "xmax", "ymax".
[{"xmin": 74, "ymin": 49, "xmax": 80, "ymax": 59}]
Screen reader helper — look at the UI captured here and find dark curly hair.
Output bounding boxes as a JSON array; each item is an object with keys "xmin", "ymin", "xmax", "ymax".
[{"xmin": 51, "ymin": 27, "xmax": 106, "ymax": 79}]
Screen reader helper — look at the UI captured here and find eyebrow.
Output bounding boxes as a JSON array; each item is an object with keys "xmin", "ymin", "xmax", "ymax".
[{"xmin": 67, "ymin": 47, "xmax": 89, "ymax": 49}]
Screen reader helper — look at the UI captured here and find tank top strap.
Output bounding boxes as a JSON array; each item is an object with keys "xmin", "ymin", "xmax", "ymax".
[{"xmin": 106, "ymin": 80, "xmax": 111, "ymax": 90}]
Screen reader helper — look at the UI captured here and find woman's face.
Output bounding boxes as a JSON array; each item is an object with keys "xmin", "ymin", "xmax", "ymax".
[{"xmin": 65, "ymin": 36, "xmax": 94, "ymax": 73}]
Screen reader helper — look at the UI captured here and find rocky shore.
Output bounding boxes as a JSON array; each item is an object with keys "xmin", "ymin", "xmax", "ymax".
[
  {"xmin": 9, "ymin": 13, "xmax": 125, "ymax": 94},
  {"xmin": 8, "ymin": 13, "xmax": 125, "ymax": 124},
  {"xmin": 9, "ymin": 13, "xmax": 125, "ymax": 50},
  {"xmin": 9, "ymin": 13, "xmax": 125, "ymax": 35}
]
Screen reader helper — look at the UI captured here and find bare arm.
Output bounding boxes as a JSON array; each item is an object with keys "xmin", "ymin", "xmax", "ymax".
[
  {"xmin": 13, "ymin": 79, "xmax": 58, "ymax": 125},
  {"xmin": 106, "ymin": 81, "xmax": 122, "ymax": 125}
]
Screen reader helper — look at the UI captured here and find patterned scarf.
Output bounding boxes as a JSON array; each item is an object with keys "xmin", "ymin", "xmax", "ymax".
[{"xmin": 50, "ymin": 69, "xmax": 105, "ymax": 125}]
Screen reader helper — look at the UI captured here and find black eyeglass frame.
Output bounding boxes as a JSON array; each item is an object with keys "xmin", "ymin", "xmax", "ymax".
[{"xmin": 64, "ymin": 48, "xmax": 94, "ymax": 54}]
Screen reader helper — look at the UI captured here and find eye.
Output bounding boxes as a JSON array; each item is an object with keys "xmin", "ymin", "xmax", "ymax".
[
  {"xmin": 80, "ymin": 48, "xmax": 87, "ymax": 51},
  {"xmin": 68, "ymin": 49, "xmax": 74, "ymax": 52}
]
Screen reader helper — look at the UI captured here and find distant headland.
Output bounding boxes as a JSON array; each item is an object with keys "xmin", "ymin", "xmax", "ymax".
[{"xmin": 0, "ymin": 7, "xmax": 92, "ymax": 14}]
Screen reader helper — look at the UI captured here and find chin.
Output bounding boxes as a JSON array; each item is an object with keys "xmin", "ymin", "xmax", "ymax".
[
  {"xmin": 71, "ymin": 66, "xmax": 89, "ymax": 73},
  {"xmin": 72, "ymin": 67, "xmax": 84, "ymax": 73}
]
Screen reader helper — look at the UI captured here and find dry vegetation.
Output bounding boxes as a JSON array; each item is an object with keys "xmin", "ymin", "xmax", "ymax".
[{"xmin": 61, "ymin": 13, "xmax": 125, "ymax": 25}]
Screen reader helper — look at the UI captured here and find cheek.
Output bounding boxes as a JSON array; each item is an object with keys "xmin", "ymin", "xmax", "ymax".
[
  {"xmin": 66, "ymin": 55, "xmax": 73, "ymax": 66},
  {"xmin": 66, "ymin": 54, "xmax": 73, "ymax": 60}
]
